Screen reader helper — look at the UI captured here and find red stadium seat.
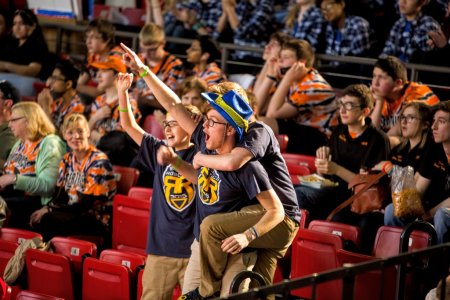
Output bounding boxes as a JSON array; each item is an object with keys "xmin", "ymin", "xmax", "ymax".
[
  {"xmin": 50, "ymin": 237, "xmax": 97, "ymax": 273},
  {"xmin": 308, "ymin": 220, "xmax": 361, "ymax": 249},
  {"xmin": 82, "ymin": 257, "xmax": 131, "ymax": 300},
  {"xmin": 275, "ymin": 134, "xmax": 289, "ymax": 153},
  {"xmin": 16, "ymin": 290, "xmax": 64, "ymax": 300},
  {"xmin": 99, "ymin": 249, "xmax": 146, "ymax": 276},
  {"xmin": 291, "ymin": 228, "xmax": 343, "ymax": 300},
  {"xmin": 127, "ymin": 187, "xmax": 153, "ymax": 201},
  {"xmin": 112, "ymin": 195, "xmax": 150, "ymax": 255},
  {"xmin": 0, "ymin": 277, "xmax": 11, "ymax": 300},
  {"xmin": 0, "ymin": 240, "xmax": 18, "ymax": 275},
  {"xmin": 282, "ymin": 153, "xmax": 317, "ymax": 174},
  {"xmin": 142, "ymin": 115, "xmax": 165, "ymax": 140},
  {"xmin": 0, "ymin": 228, "xmax": 42, "ymax": 245},
  {"xmin": 113, "ymin": 165, "xmax": 140, "ymax": 195},
  {"xmin": 121, "ymin": 8, "xmax": 145, "ymax": 27}
]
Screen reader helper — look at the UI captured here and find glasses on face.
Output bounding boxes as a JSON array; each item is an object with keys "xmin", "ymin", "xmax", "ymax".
[
  {"xmin": 338, "ymin": 100, "xmax": 361, "ymax": 111},
  {"xmin": 399, "ymin": 114, "xmax": 420, "ymax": 123},
  {"xmin": 203, "ymin": 117, "xmax": 228, "ymax": 128},
  {"xmin": 48, "ymin": 75, "xmax": 66, "ymax": 82},
  {"xmin": 8, "ymin": 116, "xmax": 25, "ymax": 123},
  {"xmin": 321, "ymin": 2, "xmax": 337, "ymax": 13},
  {"xmin": 141, "ymin": 43, "xmax": 161, "ymax": 53},
  {"xmin": 162, "ymin": 120, "xmax": 178, "ymax": 129}
]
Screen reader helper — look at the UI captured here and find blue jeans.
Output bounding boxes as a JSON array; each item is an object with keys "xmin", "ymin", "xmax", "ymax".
[
  {"xmin": 434, "ymin": 208, "xmax": 450, "ymax": 244},
  {"xmin": 385, "ymin": 204, "xmax": 450, "ymax": 244}
]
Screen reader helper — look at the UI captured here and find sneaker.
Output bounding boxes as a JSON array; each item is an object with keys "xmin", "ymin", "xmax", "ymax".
[{"xmin": 178, "ymin": 288, "xmax": 204, "ymax": 300}]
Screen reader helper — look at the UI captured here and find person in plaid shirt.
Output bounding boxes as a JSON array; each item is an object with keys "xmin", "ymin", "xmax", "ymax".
[
  {"xmin": 37, "ymin": 61, "xmax": 85, "ymax": 130},
  {"xmin": 184, "ymin": 0, "xmax": 222, "ymax": 38},
  {"xmin": 321, "ymin": 0, "xmax": 372, "ymax": 57},
  {"xmin": 382, "ymin": 0, "xmax": 440, "ymax": 62},
  {"xmin": 218, "ymin": 0, "xmax": 274, "ymax": 61},
  {"xmin": 283, "ymin": 0, "xmax": 326, "ymax": 52}
]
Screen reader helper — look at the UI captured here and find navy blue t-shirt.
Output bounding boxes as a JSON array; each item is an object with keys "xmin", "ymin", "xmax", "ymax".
[
  {"xmin": 191, "ymin": 123, "xmax": 272, "ymax": 240},
  {"xmin": 138, "ymin": 134, "xmax": 197, "ymax": 258},
  {"xmin": 239, "ymin": 121, "xmax": 300, "ymax": 223}
]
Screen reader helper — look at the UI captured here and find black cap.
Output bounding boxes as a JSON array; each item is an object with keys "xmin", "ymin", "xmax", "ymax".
[{"xmin": 0, "ymin": 81, "xmax": 20, "ymax": 104}]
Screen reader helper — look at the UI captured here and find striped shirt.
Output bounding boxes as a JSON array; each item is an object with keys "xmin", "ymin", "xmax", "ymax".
[
  {"xmin": 51, "ymin": 94, "xmax": 86, "ymax": 129},
  {"xmin": 287, "ymin": 69, "xmax": 338, "ymax": 132},
  {"xmin": 4, "ymin": 138, "xmax": 43, "ymax": 176},
  {"xmin": 380, "ymin": 81, "xmax": 440, "ymax": 131},
  {"xmin": 192, "ymin": 62, "xmax": 227, "ymax": 87},
  {"xmin": 90, "ymin": 94, "xmax": 141, "ymax": 136}
]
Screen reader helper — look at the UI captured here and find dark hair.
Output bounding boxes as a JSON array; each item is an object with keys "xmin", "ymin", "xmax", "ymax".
[
  {"xmin": 374, "ymin": 56, "xmax": 407, "ymax": 83},
  {"xmin": 436, "ymin": 100, "xmax": 450, "ymax": 114},
  {"xmin": 0, "ymin": 80, "xmax": 19, "ymax": 103},
  {"xmin": 86, "ymin": 19, "xmax": 116, "ymax": 49},
  {"xmin": 197, "ymin": 35, "xmax": 221, "ymax": 63},
  {"xmin": 281, "ymin": 39, "xmax": 315, "ymax": 67},
  {"xmin": 54, "ymin": 61, "xmax": 80, "ymax": 89},
  {"xmin": 14, "ymin": 9, "xmax": 46, "ymax": 46},
  {"xmin": 269, "ymin": 31, "xmax": 291, "ymax": 47},
  {"xmin": 342, "ymin": 84, "xmax": 373, "ymax": 109}
]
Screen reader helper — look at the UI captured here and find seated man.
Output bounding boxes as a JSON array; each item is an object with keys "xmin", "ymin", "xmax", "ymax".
[
  {"xmin": 37, "ymin": 61, "xmax": 85, "ymax": 129},
  {"xmin": 0, "ymin": 81, "xmax": 19, "ymax": 167},
  {"xmin": 295, "ymin": 84, "xmax": 390, "ymax": 253},
  {"xmin": 370, "ymin": 56, "xmax": 439, "ymax": 139},
  {"xmin": 120, "ymin": 43, "xmax": 299, "ymax": 300}
]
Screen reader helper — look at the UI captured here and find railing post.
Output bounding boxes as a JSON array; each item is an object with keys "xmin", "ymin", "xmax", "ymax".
[{"xmin": 342, "ymin": 272, "xmax": 355, "ymax": 300}]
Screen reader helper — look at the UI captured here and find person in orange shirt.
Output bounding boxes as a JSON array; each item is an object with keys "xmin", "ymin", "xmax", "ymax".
[
  {"xmin": 133, "ymin": 22, "xmax": 185, "ymax": 118},
  {"xmin": 186, "ymin": 35, "xmax": 227, "ymax": 87},
  {"xmin": 370, "ymin": 56, "xmax": 439, "ymax": 140}
]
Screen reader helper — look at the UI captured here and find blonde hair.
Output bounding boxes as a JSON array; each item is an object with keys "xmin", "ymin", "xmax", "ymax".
[
  {"xmin": 207, "ymin": 82, "xmax": 248, "ymax": 103},
  {"xmin": 12, "ymin": 102, "xmax": 55, "ymax": 141},
  {"xmin": 285, "ymin": 3, "xmax": 300, "ymax": 29},
  {"xmin": 178, "ymin": 76, "xmax": 208, "ymax": 98},
  {"xmin": 139, "ymin": 23, "xmax": 165, "ymax": 45},
  {"xmin": 60, "ymin": 113, "xmax": 90, "ymax": 137}
]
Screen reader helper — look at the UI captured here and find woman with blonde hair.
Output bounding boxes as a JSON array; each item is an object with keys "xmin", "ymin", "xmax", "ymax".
[
  {"xmin": 0, "ymin": 101, "xmax": 65, "ymax": 228},
  {"xmin": 30, "ymin": 113, "xmax": 116, "ymax": 243}
]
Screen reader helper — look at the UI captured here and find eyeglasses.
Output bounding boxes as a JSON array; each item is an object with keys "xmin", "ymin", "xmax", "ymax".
[
  {"xmin": 48, "ymin": 75, "xmax": 66, "ymax": 82},
  {"xmin": 321, "ymin": 2, "xmax": 338, "ymax": 12},
  {"xmin": 8, "ymin": 116, "xmax": 25, "ymax": 123},
  {"xmin": 141, "ymin": 43, "xmax": 161, "ymax": 53},
  {"xmin": 203, "ymin": 117, "xmax": 228, "ymax": 128},
  {"xmin": 399, "ymin": 114, "xmax": 421, "ymax": 123},
  {"xmin": 162, "ymin": 120, "xmax": 178, "ymax": 129},
  {"xmin": 338, "ymin": 100, "xmax": 361, "ymax": 111}
]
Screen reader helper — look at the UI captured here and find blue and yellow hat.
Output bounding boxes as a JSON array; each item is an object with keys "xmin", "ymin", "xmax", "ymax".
[{"xmin": 202, "ymin": 90, "xmax": 253, "ymax": 142}]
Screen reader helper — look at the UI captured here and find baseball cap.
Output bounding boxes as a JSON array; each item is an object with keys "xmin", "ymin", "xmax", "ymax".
[{"xmin": 90, "ymin": 56, "xmax": 126, "ymax": 74}]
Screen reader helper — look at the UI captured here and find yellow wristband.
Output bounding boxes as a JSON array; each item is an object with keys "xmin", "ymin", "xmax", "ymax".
[
  {"xmin": 139, "ymin": 67, "xmax": 149, "ymax": 78},
  {"xmin": 118, "ymin": 107, "xmax": 129, "ymax": 112}
]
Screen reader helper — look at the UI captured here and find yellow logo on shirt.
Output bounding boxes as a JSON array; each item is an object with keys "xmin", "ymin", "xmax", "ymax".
[
  {"xmin": 163, "ymin": 167, "xmax": 195, "ymax": 212},
  {"xmin": 198, "ymin": 167, "xmax": 220, "ymax": 205}
]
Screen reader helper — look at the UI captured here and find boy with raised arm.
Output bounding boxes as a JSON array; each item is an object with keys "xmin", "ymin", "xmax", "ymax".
[{"xmin": 120, "ymin": 43, "xmax": 299, "ymax": 300}]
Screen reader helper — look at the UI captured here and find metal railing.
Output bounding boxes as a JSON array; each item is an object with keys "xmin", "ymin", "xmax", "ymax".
[
  {"xmin": 219, "ymin": 242, "xmax": 450, "ymax": 300},
  {"xmin": 40, "ymin": 21, "xmax": 450, "ymax": 91}
]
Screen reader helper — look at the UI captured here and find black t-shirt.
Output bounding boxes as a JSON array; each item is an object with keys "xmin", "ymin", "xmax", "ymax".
[
  {"xmin": 328, "ymin": 118, "xmax": 391, "ymax": 196},
  {"xmin": 0, "ymin": 32, "xmax": 47, "ymax": 67},
  {"xmin": 238, "ymin": 121, "xmax": 300, "ymax": 222},
  {"xmin": 138, "ymin": 134, "xmax": 197, "ymax": 258},
  {"xmin": 191, "ymin": 123, "xmax": 272, "ymax": 240}
]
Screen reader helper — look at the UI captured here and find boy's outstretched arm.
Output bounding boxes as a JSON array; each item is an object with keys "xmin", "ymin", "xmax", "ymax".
[
  {"xmin": 120, "ymin": 43, "xmax": 197, "ymax": 135},
  {"xmin": 193, "ymin": 147, "xmax": 254, "ymax": 171}
]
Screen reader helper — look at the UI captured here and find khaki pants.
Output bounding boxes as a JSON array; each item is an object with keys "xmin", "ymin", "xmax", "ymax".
[
  {"xmin": 182, "ymin": 240, "xmax": 257, "ymax": 297},
  {"xmin": 199, "ymin": 204, "xmax": 299, "ymax": 297},
  {"xmin": 141, "ymin": 254, "xmax": 189, "ymax": 300}
]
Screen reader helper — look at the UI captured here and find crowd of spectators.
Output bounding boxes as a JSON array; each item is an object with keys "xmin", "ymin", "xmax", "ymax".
[{"xmin": 0, "ymin": 0, "xmax": 449, "ymax": 299}]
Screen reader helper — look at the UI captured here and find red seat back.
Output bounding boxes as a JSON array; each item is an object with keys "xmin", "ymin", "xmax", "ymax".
[
  {"xmin": 100, "ymin": 249, "xmax": 146, "ymax": 275},
  {"xmin": 291, "ymin": 228, "xmax": 343, "ymax": 299},
  {"xmin": 26, "ymin": 249, "xmax": 74, "ymax": 300},
  {"xmin": 112, "ymin": 195, "xmax": 150, "ymax": 255},
  {"xmin": 16, "ymin": 290, "xmax": 64, "ymax": 300},
  {"xmin": 0, "ymin": 277, "xmax": 11, "ymax": 300},
  {"xmin": 50, "ymin": 237, "xmax": 97, "ymax": 274},
  {"xmin": 308, "ymin": 220, "xmax": 361, "ymax": 249},
  {"xmin": 275, "ymin": 134, "xmax": 289, "ymax": 153},
  {"xmin": 373, "ymin": 226, "xmax": 431, "ymax": 258},
  {"xmin": 121, "ymin": 8, "xmax": 145, "ymax": 27},
  {"xmin": 0, "ymin": 228, "xmax": 42, "ymax": 245},
  {"xmin": 82, "ymin": 257, "xmax": 131, "ymax": 300},
  {"xmin": 127, "ymin": 187, "xmax": 153, "ymax": 202},
  {"xmin": 282, "ymin": 153, "xmax": 317, "ymax": 174},
  {"xmin": 142, "ymin": 115, "xmax": 164, "ymax": 140},
  {"xmin": 0, "ymin": 240, "xmax": 18, "ymax": 275},
  {"xmin": 113, "ymin": 165, "xmax": 140, "ymax": 195}
]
